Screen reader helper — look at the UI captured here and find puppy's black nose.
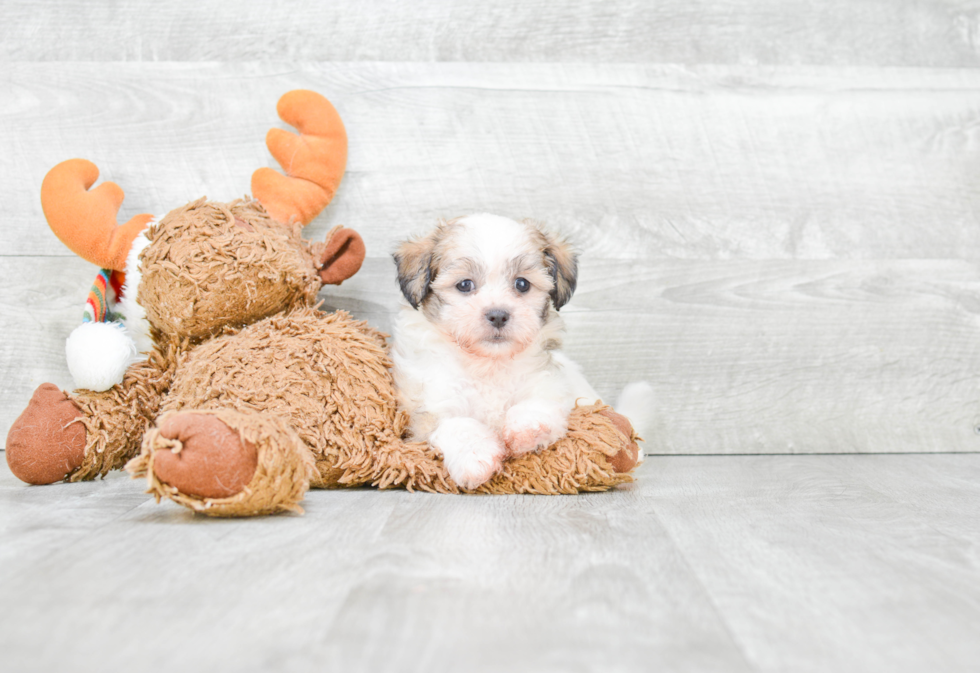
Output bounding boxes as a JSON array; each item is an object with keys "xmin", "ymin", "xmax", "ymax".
[{"xmin": 485, "ymin": 309, "xmax": 510, "ymax": 329}]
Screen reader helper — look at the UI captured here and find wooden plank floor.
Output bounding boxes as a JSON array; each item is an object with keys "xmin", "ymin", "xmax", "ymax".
[{"xmin": 2, "ymin": 454, "xmax": 979, "ymax": 672}]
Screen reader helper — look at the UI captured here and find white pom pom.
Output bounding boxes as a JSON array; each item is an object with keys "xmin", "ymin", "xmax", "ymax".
[{"xmin": 65, "ymin": 322, "xmax": 139, "ymax": 392}]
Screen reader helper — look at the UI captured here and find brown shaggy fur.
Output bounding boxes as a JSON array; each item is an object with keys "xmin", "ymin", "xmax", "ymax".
[{"xmin": 139, "ymin": 199, "xmax": 321, "ymax": 343}]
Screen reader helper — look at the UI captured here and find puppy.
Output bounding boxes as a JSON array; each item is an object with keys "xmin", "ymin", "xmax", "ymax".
[{"xmin": 391, "ymin": 213, "xmax": 651, "ymax": 489}]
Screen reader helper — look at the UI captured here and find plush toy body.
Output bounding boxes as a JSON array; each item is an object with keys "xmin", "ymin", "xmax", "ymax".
[{"xmin": 6, "ymin": 91, "xmax": 640, "ymax": 516}]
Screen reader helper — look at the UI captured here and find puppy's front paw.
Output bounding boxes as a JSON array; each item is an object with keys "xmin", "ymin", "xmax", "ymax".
[
  {"xmin": 430, "ymin": 417, "xmax": 507, "ymax": 489},
  {"xmin": 503, "ymin": 400, "xmax": 568, "ymax": 457}
]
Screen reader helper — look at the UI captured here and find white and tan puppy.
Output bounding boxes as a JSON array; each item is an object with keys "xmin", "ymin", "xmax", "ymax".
[{"xmin": 391, "ymin": 213, "xmax": 652, "ymax": 489}]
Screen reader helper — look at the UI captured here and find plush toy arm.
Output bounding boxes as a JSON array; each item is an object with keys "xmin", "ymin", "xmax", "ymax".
[
  {"xmin": 41, "ymin": 159, "xmax": 154, "ymax": 271},
  {"xmin": 251, "ymin": 90, "xmax": 348, "ymax": 227}
]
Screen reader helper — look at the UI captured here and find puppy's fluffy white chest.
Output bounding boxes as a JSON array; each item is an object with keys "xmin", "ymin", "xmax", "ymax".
[{"xmin": 392, "ymin": 306, "xmax": 592, "ymax": 439}]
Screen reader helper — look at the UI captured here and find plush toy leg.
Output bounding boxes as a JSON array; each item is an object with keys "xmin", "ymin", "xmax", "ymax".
[
  {"xmin": 597, "ymin": 408, "xmax": 641, "ymax": 473},
  {"xmin": 6, "ymin": 384, "xmax": 87, "ymax": 484},
  {"xmin": 5, "ymin": 351, "xmax": 173, "ymax": 485},
  {"xmin": 128, "ymin": 409, "xmax": 316, "ymax": 517},
  {"xmin": 351, "ymin": 404, "xmax": 641, "ymax": 496},
  {"xmin": 345, "ymin": 437, "xmax": 460, "ymax": 494},
  {"xmin": 473, "ymin": 403, "xmax": 641, "ymax": 495},
  {"xmin": 66, "ymin": 350, "xmax": 175, "ymax": 481}
]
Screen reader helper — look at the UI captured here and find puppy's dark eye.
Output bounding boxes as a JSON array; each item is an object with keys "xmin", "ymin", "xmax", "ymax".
[
  {"xmin": 456, "ymin": 279, "xmax": 475, "ymax": 293},
  {"xmin": 514, "ymin": 277, "xmax": 531, "ymax": 293}
]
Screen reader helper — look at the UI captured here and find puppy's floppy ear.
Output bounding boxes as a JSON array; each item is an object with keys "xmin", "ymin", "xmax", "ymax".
[
  {"xmin": 393, "ymin": 232, "xmax": 439, "ymax": 309},
  {"xmin": 541, "ymin": 231, "xmax": 578, "ymax": 310}
]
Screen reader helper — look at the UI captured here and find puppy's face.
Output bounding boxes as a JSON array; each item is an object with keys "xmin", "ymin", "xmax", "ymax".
[{"xmin": 394, "ymin": 214, "xmax": 577, "ymax": 359}]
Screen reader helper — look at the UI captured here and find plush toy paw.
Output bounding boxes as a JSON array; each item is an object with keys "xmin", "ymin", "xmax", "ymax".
[
  {"xmin": 598, "ymin": 409, "xmax": 641, "ymax": 473},
  {"xmin": 503, "ymin": 399, "xmax": 567, "ymax": 457},
  {"xmin": 150, "ymin": 413, "xmax": 258, "ymax": 499},
  {"xmin": 6, "ymin": 383, "xmax": 86, "ymax": 484},
  {"xmin": 430, "ymin": 417, "xmax": 507, "ymax": 490}
]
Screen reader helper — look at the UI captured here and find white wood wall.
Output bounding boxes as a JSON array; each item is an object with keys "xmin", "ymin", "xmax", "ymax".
[{"xmin": 3, "ymin": 1, "xmax": 980, "ymax": 454}]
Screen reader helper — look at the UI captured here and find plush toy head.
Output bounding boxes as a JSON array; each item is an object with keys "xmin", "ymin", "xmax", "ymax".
[
  {"xmin": 43, "ymin": 91, "xmax": 366, "ymax": 389},
  {"xmin": 137, "ymin": 199, "xmax": 321, "ymax": 343}
]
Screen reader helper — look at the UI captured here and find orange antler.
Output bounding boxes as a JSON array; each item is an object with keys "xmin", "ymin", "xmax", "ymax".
[
  {"xmin": 41, "ymin": 159, "xmax": 153, "ymax": 271},
  {"xmin": 251, "ymin": 90, "xmax": 348, "ymax": 227}
]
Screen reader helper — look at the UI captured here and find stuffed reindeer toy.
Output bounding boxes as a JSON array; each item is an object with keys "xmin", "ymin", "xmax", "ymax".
[{"xmin": 6, "ymin": 90, "xmax": 641, "ymax": 516}]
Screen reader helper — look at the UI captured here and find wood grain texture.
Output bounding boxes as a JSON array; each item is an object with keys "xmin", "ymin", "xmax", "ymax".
[
  {"xmin": 0, "ymin": 461, "xmax": 751, "ymax": 673},
  {"xmin": 4, "ymin": 0, "xmax": 980, "ymax": 67},
  {"xmin": 2, "ymin": 454, "xmax": 979, "ymax": 672},
  {"xmin": 4, "ymin": 256, "xmax": 979, "ymax": 455},
  {"xmin": 310, "ymin": 256, "xmax": 980, "ymax": 456},
  {"xmin": 647, "ymin": 454, "xmax": 980, "ymax": 672},
  {"xmin": 4, "ymin": 63, "xmax": 980, "ymax": 260},
  {"xmin": 568, "ymin": 259, "xmax": 980, "ymax": 455}
]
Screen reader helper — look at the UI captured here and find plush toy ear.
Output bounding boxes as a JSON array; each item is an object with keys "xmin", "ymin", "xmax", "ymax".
[
  {"xmin": 41, "ymin": 159, "xmax": 153, "ymax": 271},
  {"xmin": 316, "ymin": 226, "xmax": 366, "ymax": 285},
  {"xmin": 541, "ymin": 231, "xmax": 578, "ymax": 310},
  {"xmin": 251, "ymin": 90, "xmax": 348, "ymax": 227},
  {"xmin": 393, "ymin": 232, "xmax": 440, "ymax": 309}
]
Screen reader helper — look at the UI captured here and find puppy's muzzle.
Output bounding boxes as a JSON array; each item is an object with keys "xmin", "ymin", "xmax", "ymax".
[{"xmin": 485, "ymin": 309, "xmax": 510, "ymax": 330}]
